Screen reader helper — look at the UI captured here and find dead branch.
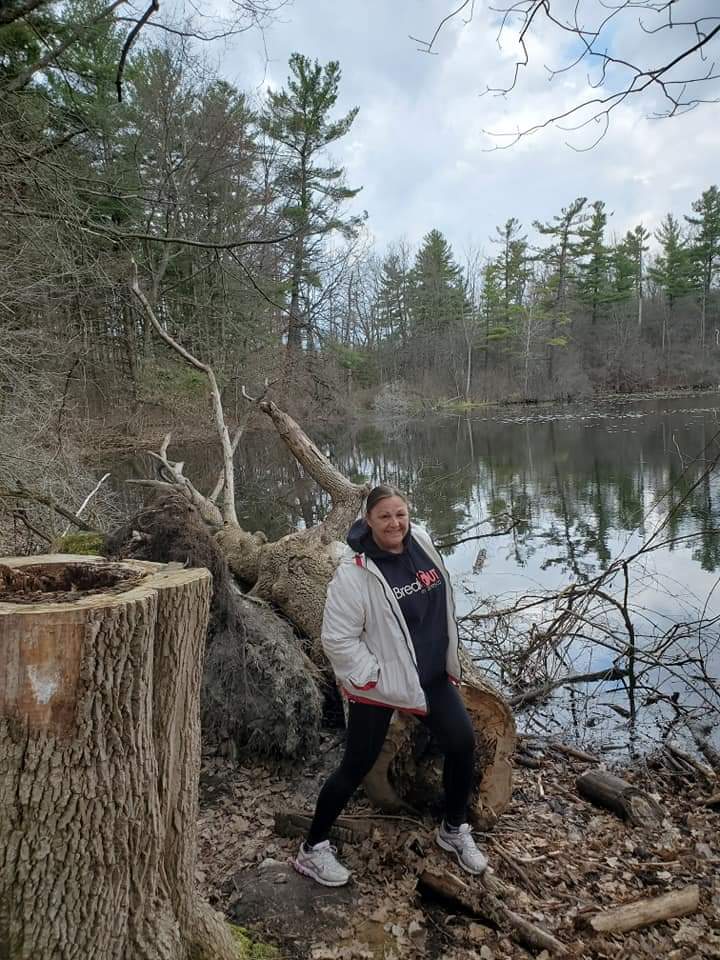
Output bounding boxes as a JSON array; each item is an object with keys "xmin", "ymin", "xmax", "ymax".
[
  {"xmin": 253, "ymin": 398, "xmax": 368, "ymax": 540},
  {"xmin": 61, "ymin": 473, "xmax": 111, "ymax": 536},
  {"xmin": 418, "ymin": 865, "xmax": 568, "ymax": 955},
  {"xmin": 509, "ymin": 664, "xmax": 629, "ymax": 709},
  {"xmin": 0, "ymin": 484, "xmax": 97, "ymax": 533},
  {"xmin": 130, "ymin": 270, "xmax": 238, "ymax": 526},
  {"xmin": 665, "ymin": 742, "xmax": 717, "ymax": 785}
]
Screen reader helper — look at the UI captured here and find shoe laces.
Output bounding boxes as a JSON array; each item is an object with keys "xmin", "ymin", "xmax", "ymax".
[
  {"xmin": 452, "ymin": 823, "xmax": 478, "ymax": 849},
  {"xmin": 311, "ymin": 840, "xmax": 340, "ymax": 864}
]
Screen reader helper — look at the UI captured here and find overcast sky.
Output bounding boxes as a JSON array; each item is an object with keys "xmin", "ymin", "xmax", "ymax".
[{"xmin": 211, "ymin": 0, "xmax": 720, "ymax": 258}]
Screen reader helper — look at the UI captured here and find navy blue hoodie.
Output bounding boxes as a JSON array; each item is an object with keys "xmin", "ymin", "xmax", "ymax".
[{"xmin": 347, "ymin": 518, "xmax": 449, "ymax": 689}]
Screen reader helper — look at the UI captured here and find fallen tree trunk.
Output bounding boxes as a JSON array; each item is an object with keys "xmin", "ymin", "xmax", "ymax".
[
  {"xmin": 588, "ymin": 884, "xmax": 700, "ymax": 933},
  {"xmin": 129, "ymin": 275, "xmax": 516, "ymax": 816},
  {"xmin": 0, "ymin": 553, "xmax": 237, "ymax": 960},
  {"xmin": 273, "ymin": 810, "xmax": 375, "ymax": 845},
  {"xmin": 576, "ymin": 769, "xmax": 663, "ymax": 826},
  {"xmin": 364, "ymin": 652, "xmax": 516, "ymax": 828},
  {"xmin": 105, "ymin": 493, "xmax": 323, "ymax": 760}
]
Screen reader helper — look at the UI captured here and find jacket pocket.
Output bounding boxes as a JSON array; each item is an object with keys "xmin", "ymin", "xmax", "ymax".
[{"xmin": 347, "ymin": 655, "xmax": 380, "ymax": 690}]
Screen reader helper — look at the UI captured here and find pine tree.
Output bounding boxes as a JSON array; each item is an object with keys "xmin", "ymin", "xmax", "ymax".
[
  {"xmin": 261, "ymin": 53, "xmax": 363, "ymax": 354},
  {"xmin": 377, "ymin": 249, "xmax": 412, "ymax": 345},
  {"xmin": 649, "ymin": 214, "xmax": 693, "ymax": 354},
  {"xmin": 623, "ymin": 224, "xmax": 651, "ymax": 329},
  {"xmin": 410, "ymin": 229, "xmax": 466, "ymax": 332},
  {"xmin": 577, "ymin": 201, "xmax": 612, "ymax": 325},
  {"xmin": 532, "ymin": 196, "xmax": 588, "ymax": 379},
  {"xmin": 492, "ymin": 217, "xmax": 531, "ymax": 328},
  {"xmin": 479, "ymin": 259, "xmax": 507, "ymax": 371},
  {"xmin": 685, "ymin": 185, "xmax": 720, "ymax": 348},
  {"xmin": 407, "ymin": 229, "xmax": 468, "ymax": 382}
]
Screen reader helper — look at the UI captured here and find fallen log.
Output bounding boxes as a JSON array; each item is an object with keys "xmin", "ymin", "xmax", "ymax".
[
  {"xmin": 274, "ymin": 811, "xmax": 374, "ymax": 845},
  {"xmin": 129, "ymin": 281, "xmax": 518, "ymax": 815},
  {"xmin": 576, "ymin": 769, "xmax": 663, "ymax": 826},
  {"xmin": 588, "ymin": 884, "xmax": 700, "ymax": 934},
  {"xmin": 418, "ymin": 866, "xmax": 568, "ymax": 956},
  {"xmin": 363, "ymin": 653, "xmax": 516, "ymax": 829}
]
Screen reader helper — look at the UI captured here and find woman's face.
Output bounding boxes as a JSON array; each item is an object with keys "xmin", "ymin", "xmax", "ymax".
[{"xmin": 366, "ymin": 495, "xmax": 409, "ymax": 554}]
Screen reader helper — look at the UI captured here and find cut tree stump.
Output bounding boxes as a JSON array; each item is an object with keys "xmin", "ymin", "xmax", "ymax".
[
  {"xmin": 576, "ymin": 769, "xmax": 663, "ymax": 826},
  {"xmin": 0, "ymin": 554, "xmax": 238, "ymax": 960},
  {"xmin": 588, "ymin": 884, "xmax": 700, "ymax": 933},
  {"xmin": 363, "ymin": 658, "xmax": 516, "ymax": 829}
]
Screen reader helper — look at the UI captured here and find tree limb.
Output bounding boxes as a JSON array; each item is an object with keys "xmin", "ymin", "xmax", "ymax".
[
  {"xmin": 129, "ymin": 268, "xmax": 239, "ymax": 526},
  {"xmin": 0, "ymin": 484, "xmax": 97, "ymax": 533}
]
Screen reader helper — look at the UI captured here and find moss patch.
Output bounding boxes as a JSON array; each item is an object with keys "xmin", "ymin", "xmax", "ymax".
[
  {"xmin": 54, "ymin": 532, "xmax": 106, "ymax": 555},
  {"xmin": 228, "ymin": 923, "xmax": 279, "ymax": 959}
]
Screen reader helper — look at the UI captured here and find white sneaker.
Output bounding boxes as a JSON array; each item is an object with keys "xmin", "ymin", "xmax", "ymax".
[
  {"xmin": 436, "ymin": 822, "xmax": 488, "ymax": 875},
  {"xmin": 293, "ymin": 840, "xmax": 351, "ymax": 887}
]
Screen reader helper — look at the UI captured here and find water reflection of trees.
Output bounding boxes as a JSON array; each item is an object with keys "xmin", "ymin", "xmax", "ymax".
[
  {"xmin": 313, "ymin": 405, "xmax": 720, "ymax": 577},
  {"xmin": 110, "ymin": 401, "xmax": 720, "ymax": 576}
]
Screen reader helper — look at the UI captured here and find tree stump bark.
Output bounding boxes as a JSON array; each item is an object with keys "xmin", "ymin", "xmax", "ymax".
[
  {"xmin": 363, "ymin": 658, "xmax": 516, "ymax": 828},
  {"xmin": 576, "ymin": 769, "xmax": 663, "ymax": 826},
  {"xmin": 0, "ymin": 554, "xmax": 238, "ymax": 960}
]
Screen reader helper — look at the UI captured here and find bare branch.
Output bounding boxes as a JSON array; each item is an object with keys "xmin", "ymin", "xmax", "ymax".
[
  {"xmin": 115, "ymin": 0, "xmax": 159, "ymax": 103},
  {"xmin": 0, "ymin": 484, "xmax": 98, "ymax": 533},
  {"xmin": 129, "ymin": 265, "xmax": 239, "ymax": 526}
]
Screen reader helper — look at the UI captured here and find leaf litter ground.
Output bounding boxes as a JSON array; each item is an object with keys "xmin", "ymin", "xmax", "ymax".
[{"xmin": 198, "ymin": 733, "xmax": 720, "ymax": 959}]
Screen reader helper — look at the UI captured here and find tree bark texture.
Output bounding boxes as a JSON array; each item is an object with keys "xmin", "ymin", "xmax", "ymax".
[
  {"xmin": 576, "ymin": 769, "xmax": 663, "ymax": 826},
  {"xmin": 588, "ymin": 884, "xmax": 700, "ymax": 933},
  {"xmin": 0, "ymin": 554, "xmax": 238, "ymax": 960}
]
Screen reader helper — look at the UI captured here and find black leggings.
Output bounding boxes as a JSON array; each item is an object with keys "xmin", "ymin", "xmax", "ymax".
[{"xmin": 307, "ymin": 678, "xmax": 475, "ymax": 845}]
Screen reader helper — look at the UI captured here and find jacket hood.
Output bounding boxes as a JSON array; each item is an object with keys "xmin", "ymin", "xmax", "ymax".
[{"xmin": 347, "ymin": 517, "xmax": 412, "ymax": 560}]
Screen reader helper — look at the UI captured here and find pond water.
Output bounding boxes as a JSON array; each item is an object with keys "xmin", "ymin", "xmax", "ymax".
[{"xmin": 110, "ymin": 393, "xmax": 720, "ymax": 755}]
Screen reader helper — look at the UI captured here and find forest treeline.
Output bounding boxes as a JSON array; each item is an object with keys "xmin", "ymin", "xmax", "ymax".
[{"xmin": 2, "ymin": 0, "xmax": 720, "ymax": 431}]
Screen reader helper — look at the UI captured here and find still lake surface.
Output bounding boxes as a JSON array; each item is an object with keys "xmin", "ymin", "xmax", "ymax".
[{"xmin": 112, "ymin": 393, "xmax": 720, "ymax": 752}]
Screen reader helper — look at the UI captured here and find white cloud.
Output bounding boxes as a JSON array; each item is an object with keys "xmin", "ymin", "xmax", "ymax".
[{"xmin": 217, "ymin": 0, "xmax": 720, "ymax": 254}]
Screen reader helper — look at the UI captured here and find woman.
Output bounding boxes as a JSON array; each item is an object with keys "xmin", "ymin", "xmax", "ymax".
[{"xmin": 293, "ymin": 484, "xmax": 488, "ymax": 886}]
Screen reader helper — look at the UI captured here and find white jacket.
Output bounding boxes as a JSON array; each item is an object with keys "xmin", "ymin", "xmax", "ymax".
[{"xmin": 320, "ymin": 525, "xmax": 462, "ymax": 714}]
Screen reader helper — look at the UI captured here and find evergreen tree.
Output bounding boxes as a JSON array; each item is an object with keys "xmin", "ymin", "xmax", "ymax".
[
  {"xmin": 649, "ymin": 214, "xmax": 693, "ymax": 353},
  {"xmin": 623, "ymin": 224, "xmax": 651, "ymax": 328},
  {"xmin": 261, "ymin": 53, "xmax": 363, "ymax": 354},
  {"xmin": 410, "ymin": 229, "xmax": 466, "ymax": 332},
  {"xmin": 685, "ymin": 185, "xmax": 720, "ymax": 348},
  {"xmin": 479, "ymin": 258, "xmax": 507, "ymax": 371},
  {"xmin": 407, "ymin": 229, "xmax": 468, "ymax": 381},
  {"xmin": 377, "ymin": 249, "xmax": 411, "ymax": 345},
  {"xmin": 577, "ymin": 201, "xmax": 612, "ymax": 325},
  {"xmin": 492, "ymin": 217, "xmax": 530, "ymax": 328},
  {"xmin": 533, "ymin": 196, "xmax": 588, "ymax": 379}
]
